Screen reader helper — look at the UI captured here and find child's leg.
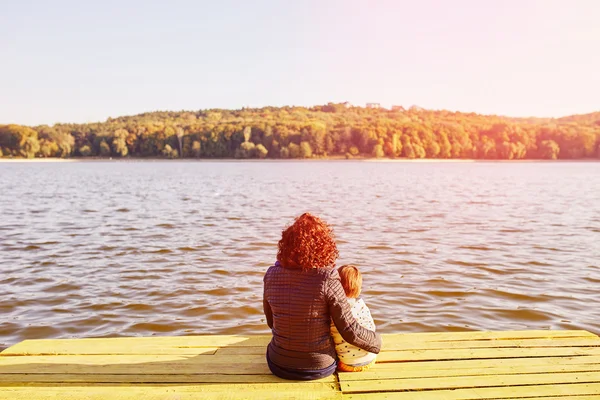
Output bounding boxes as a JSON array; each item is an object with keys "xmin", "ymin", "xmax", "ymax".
[{"xmin": 337, "ymin": 358, "xmax": 376, "ymax": 372}]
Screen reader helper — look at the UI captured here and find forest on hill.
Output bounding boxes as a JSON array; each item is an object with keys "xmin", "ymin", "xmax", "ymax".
[{"xmin": 1, "ymin": 104, "xmax": 599, "ymax": 160}]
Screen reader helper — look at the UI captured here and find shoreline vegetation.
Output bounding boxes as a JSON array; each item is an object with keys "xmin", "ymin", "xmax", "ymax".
[
  {"xmin": 1, "ymin": 104, "xmax": 599, "ymax": 160},
  {"xmin": 2, "ymin": 157, "xmax": 600, "ymax": 163}
]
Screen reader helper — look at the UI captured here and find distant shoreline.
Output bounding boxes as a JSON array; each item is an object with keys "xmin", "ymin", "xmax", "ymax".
[
  {"xmin": 0, "ymin": 158, "xmax": 80, "ymax": 163},
  {"xmin": 1, "ymin": 157, "xmax": 598, "ymax": 163},
  {"xmin": 0, "ymin": 157, "xmax": 473, "ymax": 163},
  {"xmin": 2, "ymin": 107, "xmax": 597, "ymax": 161}
]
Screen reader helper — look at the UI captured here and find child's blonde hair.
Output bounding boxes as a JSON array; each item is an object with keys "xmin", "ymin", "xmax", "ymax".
[{"xmin": 338, "ymin": 265, "xmax": 362, "ymax": 298}]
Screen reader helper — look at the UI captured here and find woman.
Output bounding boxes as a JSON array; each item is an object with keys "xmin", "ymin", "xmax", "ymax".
[{"xmin": 263, "ymin": 213, "xmax": 382, "ymax": 380}]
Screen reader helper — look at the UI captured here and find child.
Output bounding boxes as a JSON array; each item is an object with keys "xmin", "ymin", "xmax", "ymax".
[{"xmin": 331, "ymin": 265, "xmax": 377, "ymax": 372}]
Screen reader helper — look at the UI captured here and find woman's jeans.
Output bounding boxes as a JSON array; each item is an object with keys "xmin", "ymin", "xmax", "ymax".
[{"xmin": 266, "ymin": 353, "xmax": 336, "ymax": 380}]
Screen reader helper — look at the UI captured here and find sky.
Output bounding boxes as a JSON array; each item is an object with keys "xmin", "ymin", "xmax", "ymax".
[{"xmin": 1, "ymin": 0, "xmax": 599, "ymax": 126}]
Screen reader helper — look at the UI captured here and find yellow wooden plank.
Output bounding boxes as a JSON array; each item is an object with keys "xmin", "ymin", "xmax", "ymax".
[
  {"xmin": 1, "ymin": 335, "xmax": 270, "ymax": 356},
  {"xmin": 0, "ymin": 384, "xmax": 341, "ymax": 400},
  {"xmin": 0, "ymin": 391, "xmax": 339, "ymax": 400},
  {"xmin": 0, "ymin": 383, "xmax": 337, "ymax": 391},
  {"xmin": 340, "ymin": 371, "xmax": 600, "ymax": 393},
  {"xmin": 215, "ymin": 347, "xmax": 265, "ymax": 355},
  {"xmin": 0, "ymin": 345, "xmax": 219, "ymax": 356},
  {"xmin": 0, "ymin": 373, "xmax": 335, "ymax": 384},
  {"xmin": 342, "ymin": 382, "xmax": 600, "ymax": 399},
  {"xmin": 338, "ymin": 362, "xmax": 600, "ymax": 382},
  {"xmin": 1, "ymin": 330, "xmax": 597, "ymax": 400},
  {"xmin": 377, "ymin": 346, "xmax": 600, "ymax": 362},
  {"xmin": 378, "ymin": 330, "xmax": 597, "ymax": 342},
  {"xmin": 373, "ymin": 355, "xmax": 600, "ymax": 371},
  {"xmin": 1, "ymin": 355, "xmax": 597, "ymax": 384},
  {"xmin": 2, "ymin": 331, "xmax": 595, "ymax": 356},
  {"xmin": 0, "ymin": 354, "xmax": 271, "ymax": 375},
  {"xmin": 379, "ymin": 337, "xmax": 600, "ymax": 351},
  {"xmin": 487, "ymin": 397, "xmax": 600, "ymax": 400},
  {"xmin": 214, "ymin": 338, "xmax": 600, "ymax": 356}
]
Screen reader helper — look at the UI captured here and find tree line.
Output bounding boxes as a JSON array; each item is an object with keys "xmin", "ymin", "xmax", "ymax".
[{"xmin": 1, "ymin": 104, "xmax": 599, "ymax": 160}]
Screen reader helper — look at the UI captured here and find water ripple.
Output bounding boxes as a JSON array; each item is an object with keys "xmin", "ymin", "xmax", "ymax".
[{"xmin": 1, "ymin": 161, "xmax": 599, "ymax": 350}]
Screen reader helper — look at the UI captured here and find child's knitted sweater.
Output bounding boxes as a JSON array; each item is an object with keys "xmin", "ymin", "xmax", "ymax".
[{"xmin": 330, "ymin": 297, "xmax": 377, "ymax": 366}]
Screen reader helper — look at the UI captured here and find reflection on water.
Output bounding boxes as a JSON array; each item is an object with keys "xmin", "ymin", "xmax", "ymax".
[{"xmin": 1, "ymin": 160, "xmax": 599, "ymax": 349}]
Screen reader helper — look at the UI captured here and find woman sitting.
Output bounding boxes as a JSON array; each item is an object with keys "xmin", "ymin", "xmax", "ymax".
[{"xmin": 263, "ymin": 213, "xmax": 382, "ymax": 380}]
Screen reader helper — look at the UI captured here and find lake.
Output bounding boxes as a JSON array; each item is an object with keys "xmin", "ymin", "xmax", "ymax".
[{"xmin": 1, "ymin": 160, "xmax": 599, "ymax": 349}]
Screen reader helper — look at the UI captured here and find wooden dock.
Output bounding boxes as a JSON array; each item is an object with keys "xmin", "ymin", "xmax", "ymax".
[{"xmin": 1, "ymin": 330, "xmax": 600, "ymax": 399}]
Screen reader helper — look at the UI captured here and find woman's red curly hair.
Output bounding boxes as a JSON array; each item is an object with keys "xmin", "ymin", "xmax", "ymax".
[{"xmin": 277, "ymin": 213, "xmax": 339, "ymax": 269}]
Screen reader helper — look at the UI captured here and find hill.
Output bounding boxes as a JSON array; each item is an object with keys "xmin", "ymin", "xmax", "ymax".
[{"xmin": 1, "ymin": 105, "xmax": 599, "ymax": 160}]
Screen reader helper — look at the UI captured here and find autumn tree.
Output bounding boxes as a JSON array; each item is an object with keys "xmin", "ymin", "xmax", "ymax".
[
  {"xmin": 256, "ymin": 144, "xmax": 268, "ymax": 159},
  {"xmin": 192, "ymin": 140, "xmax": 201, "ymax": 158},
  {"xmin": 288, "ymin": 143, "xmax": 301, "ymax": 158},
  {"xmin": 235, "ymin": 141, "xmax": 256, "ymax": 158},
  {"xmin": 279, "ymin": 146, "xmax": 290, "ymax": 159},
  {"xmin": 176, "ymin": 127, "xmax": 184, "ymax": 157},
  {"xmin": 162, "ymin": 144, "xmax": 174, "ymax": 158},
  {"xmin": 99, "ymin": 140, "xmax": 111, "ymax": 157},
  {"xmin": 39, "ymin": 140, "xmax": 58, "ymax": 157},
  {"xmin": 300, "ymin": 141, "xmax": 313, "ymax": 158},
  {"xmin": 2, "ymin": 105, "xmax": 599, "ymax": 160},
  {"xmin": 0, "ymin": 125, "xmax": 40, "ymax": 158},
  {"xmin": 79, "ymin": 145, "xmax": 92, "ymax": 156},
  {"xmin": 538, "ymin": 140, "xmax": 560, "ymax": 160},
  {"xmin": 112, "ymin": 129, "xmax": 129, "ymax": 157}
]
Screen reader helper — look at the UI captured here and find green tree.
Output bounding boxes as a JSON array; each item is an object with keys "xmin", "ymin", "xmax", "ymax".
[
  {"xmin": 309, "ymin": 122, "xmax": 327, "ymax": 155},
  {"xmin": 79, "ymin": 145, "xmax": 92, "ymax": 156},
  {"xmin": 162, "ymin": 144, "xmax": 174, "ymax": 158},
  {"xmin": 288, "ymin": 143, "xmax": 301, "ymax": 158},
  {"xmin": 39, "ymin": 140, "xmax": 58, "ymax": 157},
  {"xmin": 53, "ymin": 131, "xmax": 75, "ymax": 157},
  {"xmin": 3, "ymin": 104, "xmax": 598, "ymax": 161},
  {"xmin": 176, "ymin": 127, "xmax": 184, "ymax": 157},
  {"xmin": 235, "ymin": 141, "xmax": 256, "ymax": 158},
  {"xmin": 23, "ymin": 136, "xmax": 40, "ymax": 157},
  {"xmin": 164, "ymin": 126, "xmax": 176, "ymax": 138},
  {"xmin": 300, "ymin": 141, "xmax": 313, "ymax": 158},
  {"xmin": 279, "ymin": 146, "xmax": 290, "ymax": 159},
  {"xmin": 99, "ymin": 140, "xmax": 111, "ymax": 157},
  {"xmin": 38, "ymin": 126, "xmax": 71, "ymax": 157},
  {"xmin": 270, "ymin": 139, "xmax": 281, "ymax": 158},
  {"xmin": 112, "ymin": 129, "xmax": 129, "ymax": 157},
  {"xmin": 243, "ymin": 126, "xmax": 252, "ymax": 142},
  {"xmin": 181, "ymin": 136, "xmax": 192, "ymax": 157},
  {"xmin": 192, "ymin": 140, "xmax": 202, "ymax": 158},
  {"xmin": 0, "ymin": 125, "xmax": 40, "ymax": 158},
  {"xmin": 373, "ymin": 144, "xmax": 384, "ymax": 158},
  {"xmin": 256, "ymin": 144, "xmax": 268, "ymax": 159}
]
